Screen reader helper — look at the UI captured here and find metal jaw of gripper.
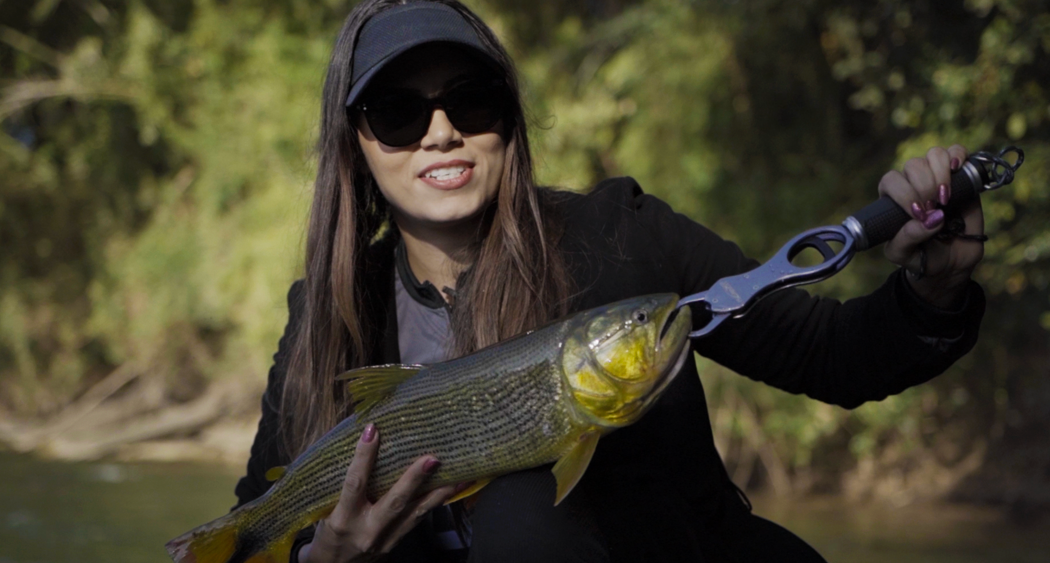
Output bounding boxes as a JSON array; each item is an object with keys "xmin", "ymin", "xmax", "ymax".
[{"xmin": 678, "ymin": 226, "xmax": 856, "ymax": 338}]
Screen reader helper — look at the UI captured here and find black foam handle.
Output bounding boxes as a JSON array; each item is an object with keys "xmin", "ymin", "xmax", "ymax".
[{"xmin": 846, "ymin": 160, "xmax": 989, "ymax": 250}]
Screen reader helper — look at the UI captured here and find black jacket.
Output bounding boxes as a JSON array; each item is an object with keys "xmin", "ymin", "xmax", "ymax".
[{"xmin": 234, "ymin": 177, "xmax": 984, "ymax": 561}]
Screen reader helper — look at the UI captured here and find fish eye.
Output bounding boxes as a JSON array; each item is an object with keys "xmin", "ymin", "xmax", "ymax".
[{"xmin": 632, "ymin": 309, "xmax": 649, "ymax": 324}]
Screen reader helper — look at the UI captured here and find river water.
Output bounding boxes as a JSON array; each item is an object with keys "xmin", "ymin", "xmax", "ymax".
[{"xmin": 1, "ymin": 452, "xmax": 1048, "ymax": 562}]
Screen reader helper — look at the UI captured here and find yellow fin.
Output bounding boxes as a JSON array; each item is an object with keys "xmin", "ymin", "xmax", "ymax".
[
  {"xmin": 166, "ymin": 501, "xmax": 298, "ymax": 563},
  {"xmin": 166, "ymin": 513, "xmax": 239, "ymax": 563},
  {"xmin": 336, "ymin": 364, "xmax": 423, "ymax": 416},
  {"xmin": 551, "ymin": 431, "xmax": 600, "ymax": 506},
  {"xmin": 264, "ymin": 466, "xmax": 286, "ymax": 482},
  {"xmin": 444, "ymin": 478, "xmax": 492, "ymax": 505},
  {"xmin": 245, "ymin": 532, "xmax": 295, "ymax": 563},
  {"xmin": 243, "ymin": 531, "xmax": 294, "ymax": 563}
]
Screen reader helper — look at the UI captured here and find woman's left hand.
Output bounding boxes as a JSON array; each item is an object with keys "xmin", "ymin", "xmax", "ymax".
[{"xmin": 878, "ymin": 144, "xmax": 984, "ymax": 309}]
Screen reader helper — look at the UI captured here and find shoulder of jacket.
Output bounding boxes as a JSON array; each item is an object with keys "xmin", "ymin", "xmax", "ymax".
[
  {"xmin": 589, "ymin": 176, "xmax": 645, "ymax": 204},
  {"xmin": 288, "ymin": 278, "xmax": 305, "ymax": 301},
  {"xmin": 288, "ymin": 278, "xmax": 310, "ymax": 321},
  {"xmin": 552, "ymin": 176, "xmax": 648, "ymax": 220}
]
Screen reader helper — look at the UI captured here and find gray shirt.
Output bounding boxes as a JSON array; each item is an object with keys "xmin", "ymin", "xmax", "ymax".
[
  {"xmin": 392, "ymin": 242, "xmax": 470, "ymax": 552},
  {"xmin": 394, "ymin": 265, "xmax": 453, "ymax": 365}
]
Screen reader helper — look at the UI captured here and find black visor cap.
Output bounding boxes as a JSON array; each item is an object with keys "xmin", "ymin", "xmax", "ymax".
[{"xmin": 345, "ymin": 2, "xmax": 502, "ymax": 108}]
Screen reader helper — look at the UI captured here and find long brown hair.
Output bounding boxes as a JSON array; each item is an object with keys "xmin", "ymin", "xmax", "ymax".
[{"xmin": 280, "ymin": 0, "xmax": 571, "ymax": 458}]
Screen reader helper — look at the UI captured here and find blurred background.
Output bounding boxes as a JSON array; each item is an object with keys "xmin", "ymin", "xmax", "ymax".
[{"xmin": 1, "ymin": 0, "xmax": 1049, "ymax": 561}]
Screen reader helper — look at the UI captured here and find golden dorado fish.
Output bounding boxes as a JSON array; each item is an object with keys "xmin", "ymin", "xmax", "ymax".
[{"xmin": 166, "ymin": 293, "xmax": 692, "ymax": 563}]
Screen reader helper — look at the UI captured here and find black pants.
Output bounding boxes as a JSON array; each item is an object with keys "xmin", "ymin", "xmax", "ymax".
[{"xmin": 392, "ymin": 466, "xmax": 826, "ymax": 563}]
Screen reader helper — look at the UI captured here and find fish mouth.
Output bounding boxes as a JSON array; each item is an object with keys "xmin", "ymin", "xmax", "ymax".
[
  {"xmin": 645, "ymin": 298, "xmax": 692, "ymax": 404},
  {"xmin": 657, "ymin": 337, "xmax": 691, "ymax": 392},
  {"xmin": 657, "ymin": 306, "xmax": 682, "ymax": 348},
  {"xmin": 628, "ymin": 324, "xmax": 692, "ymax": 423},
  {"xmin": 656, "ymin": 297, "xmax": 691, "ymax": 356},
  {"xmin": 657, "ymin": 314, "xmax": 691, "ymax": 383}
]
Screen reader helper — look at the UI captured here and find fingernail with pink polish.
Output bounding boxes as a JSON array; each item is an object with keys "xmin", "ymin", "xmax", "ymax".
[
  {"xmin": 951, "ymin": 158, "xmax": 960, "ymax": 171},
  {"xmin": 939, "ymin": 184, "xmax": 949, "ymax": 206},
  {"xmin": 911, "ymin": 202, "xmax": 926, "ymax": 221},
  {"xmin": 423, "ymin": 458, "xmax": 441, "ymax": 474},
  {"xmin": 923, "ymin": 209, "xmax": 945, "ymax": 229},
  {"xmin": 454, "ymin": 481, "xmax": 475, "ymax": 493},
  {"xmin": 362, "ymin": 424, "xmax": 376, "ymax": 443}
]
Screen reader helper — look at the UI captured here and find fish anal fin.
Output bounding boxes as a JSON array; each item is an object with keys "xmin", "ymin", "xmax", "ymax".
[
  {"xmin": 444, "ymin": 478, "xmax": 492, "ymax": 505},
  {"xmin": 264, "ymin": 466, "xmax": 286, "ymax": 482},
  {"xmin": 336, "ymin": 364, "xmax": 423, "ymax": 415},
  {"xmin": 552, "ymin": 430, "xmax": 600, "ymax": 506}
]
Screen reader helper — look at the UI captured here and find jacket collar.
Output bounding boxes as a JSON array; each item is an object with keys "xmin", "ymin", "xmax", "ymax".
[{"xmin": 395, "ymin": 238, "xmax": 451, "ymax": 310}]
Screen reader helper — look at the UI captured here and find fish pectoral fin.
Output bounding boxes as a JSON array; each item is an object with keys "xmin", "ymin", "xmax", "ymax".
[
  {"xmin": 444, "ymin": 478, "xmax": 493, "ymax": 505},
  {"xmin": 336, "ymin": 364, "xmax": 424, "ymax": 415},
  {"xmin": 551, "ymin": 430, "xmax": 600, "ymax": 506},
  {"xmin": 264, "ymin": 466, "xmax": 286, "ymax": 482}
]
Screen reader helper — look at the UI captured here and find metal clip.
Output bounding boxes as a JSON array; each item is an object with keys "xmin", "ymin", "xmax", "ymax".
[
  {"xmin": 970, "ymin": 146, "xmax": 1024, "ymax": 192},
  {"xmin": 678, "ymin": 226, "xmax": 856, "ymax": 338}
]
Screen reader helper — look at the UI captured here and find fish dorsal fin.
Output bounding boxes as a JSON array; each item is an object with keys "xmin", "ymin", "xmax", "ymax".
[
  {"xmin": 336, "ymin": 364, "xmax": 423, "ymax": 416},
  {"xmin": 444, "ymin": 478, "xmax": 492, "ymax": 505},
  {"xmin": 264, "ymin": 466, "xmax": 286, "ymax": 482},
  {"xmin": 551, "ymin": 430, "xmax": 600, "ymax": 506}
]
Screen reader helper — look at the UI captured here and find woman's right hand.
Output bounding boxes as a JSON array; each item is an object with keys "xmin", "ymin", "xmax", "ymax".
[{"xmin": 299, "ymin": 424, "xmax": 462, "ymax": 562}]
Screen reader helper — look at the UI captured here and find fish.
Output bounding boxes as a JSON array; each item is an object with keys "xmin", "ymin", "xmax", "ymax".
[{"xmin": 165, "ymin": 293, "xmax": 692, "ymax": 563}]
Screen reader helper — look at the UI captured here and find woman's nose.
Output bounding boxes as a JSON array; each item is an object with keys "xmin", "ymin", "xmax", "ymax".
[{"xmin": 420, "ymin": 108, "xmax": 463, "ymax": 150}]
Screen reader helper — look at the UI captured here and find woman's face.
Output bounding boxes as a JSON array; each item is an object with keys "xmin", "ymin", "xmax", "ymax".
[{"xmin": 356, "ymin": 44, "xmax": 507, "ymax": 234}]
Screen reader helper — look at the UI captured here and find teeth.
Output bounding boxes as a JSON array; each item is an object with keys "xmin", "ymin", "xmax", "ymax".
[{"xmin": 424, "ymin": 166, "xmax": 466, "ymax": 181}]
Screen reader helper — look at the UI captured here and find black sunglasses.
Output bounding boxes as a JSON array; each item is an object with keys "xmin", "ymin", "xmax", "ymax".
[{"xmin": 355, "ymin": 78, "xmax": 511, "ymax": 147}]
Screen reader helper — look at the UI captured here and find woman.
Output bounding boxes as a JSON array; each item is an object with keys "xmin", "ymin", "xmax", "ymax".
[{"xmin": 233, "ymin": 1, "xmax": 986, "ymax": 562}]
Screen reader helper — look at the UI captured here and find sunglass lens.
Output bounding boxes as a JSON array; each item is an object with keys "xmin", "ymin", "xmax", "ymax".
[
  {"xmin": 447, "ymin": 82, "xmax": 507, "ymax": 133},
  {"xmin": 363, "ymin": 92, "xmax": 430, "ymax": 147}
]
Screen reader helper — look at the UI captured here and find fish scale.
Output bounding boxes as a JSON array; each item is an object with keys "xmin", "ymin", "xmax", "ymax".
[
  {"xmin": 366, "ymin": 320, "xmax": 580, "ymax": 489},
  {"xmin": 166, "ymin": 293, "xmax": 692, "ymax": 563}
]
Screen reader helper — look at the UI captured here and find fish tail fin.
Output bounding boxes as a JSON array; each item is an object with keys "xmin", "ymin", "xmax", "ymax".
[
  {"xmin": 166, "ymin": 510, "xmax": 298, "ymax": 563},
  {"xmin": 165, "ymin": 511, "xmax": 240, "ymax": 563}
]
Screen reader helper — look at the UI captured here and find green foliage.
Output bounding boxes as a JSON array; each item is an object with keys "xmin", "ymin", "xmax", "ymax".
[
  {"xmin": 0, "ymin": 0, "xmax": 327, "ymax": 413},
  {"xmin": 498, "ymin": 0, "xmax": 1050, "ymax": 487},
  {"xmin": 2, "ymin": 0, "xmax": 1048, "ymax": 489}
]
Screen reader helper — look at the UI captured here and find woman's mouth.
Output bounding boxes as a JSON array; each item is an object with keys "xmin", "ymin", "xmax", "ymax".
[
  {"xmin": 419, "ymin": 162, "xmax": 474, "ymax": 190},
  {"xmin": 425, "ymin": 166, "xmax": 466, "ymax": 180}
]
